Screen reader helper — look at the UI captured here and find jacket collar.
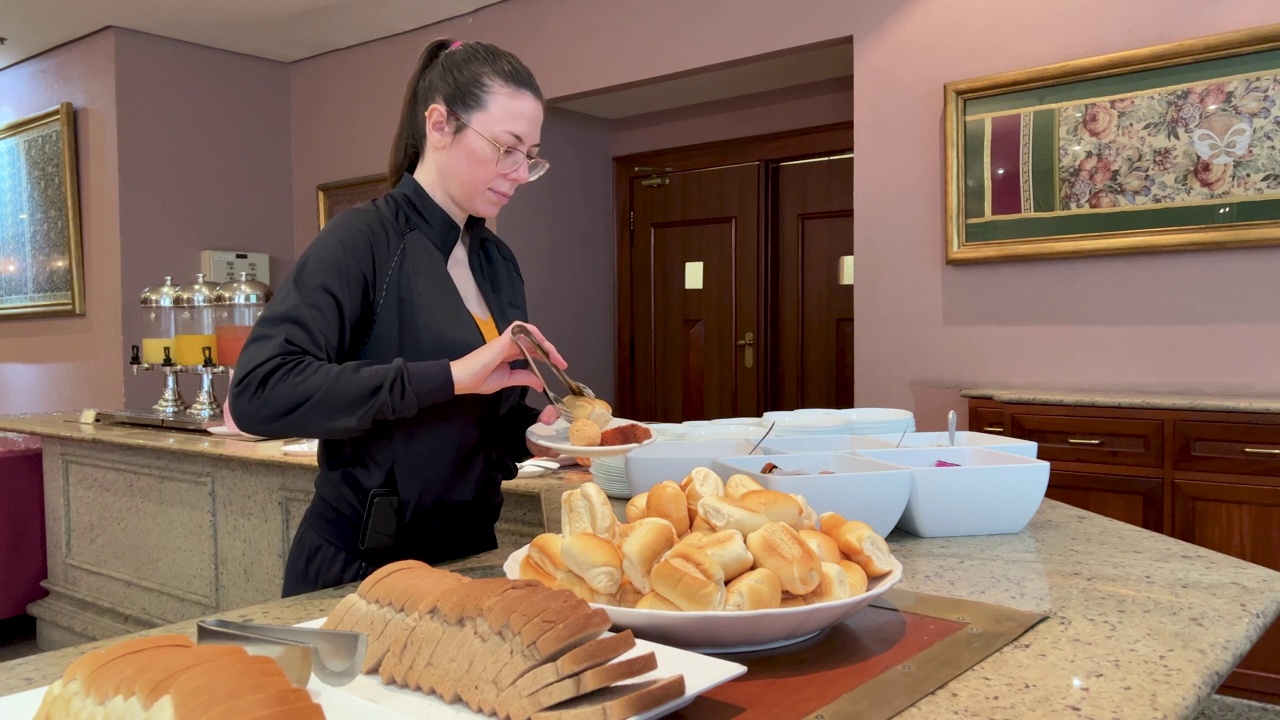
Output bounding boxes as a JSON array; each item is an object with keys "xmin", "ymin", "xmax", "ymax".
[{"xmin": 392, "ymin": 172, "xmax": 487, "ymax": 257}]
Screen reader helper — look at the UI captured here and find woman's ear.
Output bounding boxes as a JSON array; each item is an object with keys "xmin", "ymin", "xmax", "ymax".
[{"xmin": 424, "ymin": 103, "xmax": 453, "ymax": 150}]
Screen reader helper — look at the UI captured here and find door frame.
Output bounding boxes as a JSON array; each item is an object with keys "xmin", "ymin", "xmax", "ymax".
[{"xmin": 613, "ymin": 121, "xmax": 853, "ymax": 418}]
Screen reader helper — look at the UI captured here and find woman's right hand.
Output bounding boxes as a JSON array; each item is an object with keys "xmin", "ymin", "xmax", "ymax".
[{"xmin": 450, "ymin": 322, "xmax": 566, "ymax": 396}]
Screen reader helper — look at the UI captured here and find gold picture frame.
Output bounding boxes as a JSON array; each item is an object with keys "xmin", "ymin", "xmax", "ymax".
[
  {"xmin": 317, "ymin": 174, "xmax": 390, "ymax": 229},
  {"xmin": 946, "ymin": 24, "xmax": 1280, "ymax": 263},
  {"xmin": 0, "ymin": 102, "xmax": 85, "ymax": 318}
]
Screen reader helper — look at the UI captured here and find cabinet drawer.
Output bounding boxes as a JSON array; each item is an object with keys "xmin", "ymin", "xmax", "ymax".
[
  {"xmin": 1010, "ymin": 414, "xmax": 1163, "ymax": 468},
  {"xmin": 971, "ymin": 407, "xmax": 1006, "ymax": 435},
  {"xmin": 1174, "ymin": 421, "xmax": 1280, "ymax": 477}
]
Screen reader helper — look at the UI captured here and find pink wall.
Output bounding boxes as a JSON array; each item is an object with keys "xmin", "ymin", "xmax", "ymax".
[
  {"xmin": 0, "ymin": 30, "xmax": 124, "ymax": 414},
  {"xmin": 852, "ymin": 1, "xmax": 1280, "ymax": 430},
  {"xmin": 113, "ymin": 30, "xmax": 293, "ymax": 408},
  {"xmin": 610, "ymin": 77, "xmax": 853, "ymax": 157}
]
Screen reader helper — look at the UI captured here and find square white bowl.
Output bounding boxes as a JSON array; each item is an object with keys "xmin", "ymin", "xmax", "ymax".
[
  {"xmin": 854, "ymin": 447, "xmax": 1050, "ymax": 538},
  {"xmin": 710, "ymin": 453, "xmax": 912, "ymax": 536},
  {"xmin": 625, "ymin": 440, "xmax": 757, "ymax": 495},
  {"xmin": 866, "ymin": 431, "xmax": 1038, "ymax": 458},
  {"xmin": 758, "ymin": 435, "xmax": 894, "ymax": 455}
]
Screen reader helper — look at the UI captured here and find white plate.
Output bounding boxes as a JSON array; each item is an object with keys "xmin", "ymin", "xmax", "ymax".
[
  {"xmin": 205, "ymin": 424, "xmax": 267, "ymax": 441},
  {"xmin": 527, "ymin": 418, "xmax": 657, "ymax": 459},
  {"xmin": 504, "ymin": 545, "xmax": 902, "ymax": 653},
  {"xmin": 0, "ymin": 618, "xmax": 746, "ymax": 720},
  {"xmin": 282, "ymin": 439, "xmax": 319, "ymax": 456}
]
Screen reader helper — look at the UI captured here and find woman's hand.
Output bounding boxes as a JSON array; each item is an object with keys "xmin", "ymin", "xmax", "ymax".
[
  {"xmin": 527, "ymin": 403, "xmax": 562, "ymax": 458},
  {"xmin": 450, "ymin": 322, "xmax": 566, "ymax": 396}
]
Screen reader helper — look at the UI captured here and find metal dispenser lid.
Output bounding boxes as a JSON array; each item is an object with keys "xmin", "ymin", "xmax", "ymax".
[
  {"xmin": 174, "ymin": 273, "xmax": 220, "ymax": 307},
  {"xmin": 140, "ymin": 276, "xmax": 180, "ymax": 307},
  {"xmin": 214, "ymin": 272, "xmax": 273, "ymax": 306}
]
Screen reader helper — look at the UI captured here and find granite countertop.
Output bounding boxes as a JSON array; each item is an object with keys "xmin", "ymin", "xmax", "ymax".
[
  {"xmin": 4, "ymin": 500, "xmax": 1279, "ymax": 718},
  {"xmin": 962, "ymin": 387, "xmax": 1280, "ymax": 413}
]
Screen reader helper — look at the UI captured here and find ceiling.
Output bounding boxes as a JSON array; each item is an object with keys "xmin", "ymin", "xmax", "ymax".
[
  {"xmin": 553, "ymin": 42, "xmax": 852, "ymax": 120},
  {"xmin": 0, "ymin": 0, "xmax": 502, "ymax": 70}
]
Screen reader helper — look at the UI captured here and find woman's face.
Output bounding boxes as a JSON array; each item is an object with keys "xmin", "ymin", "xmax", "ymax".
[{"xmin": 428, "ymin": 85, "xmax": 544, "ymax": 219}]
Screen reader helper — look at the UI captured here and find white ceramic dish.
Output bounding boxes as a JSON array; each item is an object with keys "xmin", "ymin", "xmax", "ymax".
[
  {"xmin": 836, "ymin": 408, "xmax": 915, "ymax": 424},
  {"xmin": 205, "ymin": 424, "xmax": 267, "ymax": 441},
  {"xmin": 0, "ymin": 617, "xmax": 745, "ymax": 720},
  {"xmin": 682, "ymin": 424, "xmax": 766, "ymax": 442},
  {"xmin": 866, "ymin": 431, "xmax": 1038, "ymax": 458},
  {"xmin": 526, "ymin": 417, "xmax": 657, "ymax": 459},
  {"xmin": 711, "ymin": 453, "xmax": 913, "ymax": 537},
  {"xmin": 282, "ymin": 439, "xmax": 319, "ymax": 456},
  {"xmin": 854, "ymin": 447, "xmax": 1050, "ymax": 537},
  {"xmin": 504, "ymin": 546, "xmax": 902, "ymax": 653},
  {"xmin": 758, "ymin": 435, "xmax": 895, "ymax": 455},
  {"xmin": 623, "ymin": 439, "xmax": 756, "ymax": 495}
]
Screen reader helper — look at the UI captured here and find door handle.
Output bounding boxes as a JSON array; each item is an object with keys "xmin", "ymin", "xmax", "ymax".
[
  {"xmin": 736, "ymin": 332, "xmax": 755, "ymax": 369},
  {"xmin": 1066, "ymin": 438, "xmax": 1102, "ymax": 445}
]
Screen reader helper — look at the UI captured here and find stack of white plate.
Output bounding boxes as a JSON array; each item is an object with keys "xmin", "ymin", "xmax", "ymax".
[
  {"xmin": 836, "ymin": 408, "xmax": 915, "ymax": 437},
  {"xmin": 770, "ymin": 413, "xmax": 851, "ymax": 438},
  {"xmin": 589, "ymin": 455, "xmax": 630, "ymax": 498}
]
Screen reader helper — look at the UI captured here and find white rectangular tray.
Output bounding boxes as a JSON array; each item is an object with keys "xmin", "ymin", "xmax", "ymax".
[{"xmin": 0, "ymin": 617, "xmax": 746, "ymax": 720}]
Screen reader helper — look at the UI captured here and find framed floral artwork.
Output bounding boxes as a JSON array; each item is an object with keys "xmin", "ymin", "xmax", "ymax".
[
  {"xmin": 317, "ymin": 173, "xmax": 390, "ymax": 229},
  {"xmin": 945, "ymin": 24, "xmax": 1280, "ymax": 263},
  {"xmin": 0, "ymin": 103, "xmax": 85, "ymax": 318}
]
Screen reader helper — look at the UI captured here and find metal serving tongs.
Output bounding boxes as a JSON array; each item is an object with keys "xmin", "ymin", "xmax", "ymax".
[
  {"xmin": 196, "ymin": 618, "xmax": 366, "ymax": 687},
  {"xmin": 510, "ymin": 323, "xmax": 597, "ymax": 422}
]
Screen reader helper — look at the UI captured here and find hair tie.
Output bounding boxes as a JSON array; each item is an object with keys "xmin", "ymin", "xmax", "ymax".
[{"xmin": 447, "ymin": 41, "xmax": 464, "ymax": 52}]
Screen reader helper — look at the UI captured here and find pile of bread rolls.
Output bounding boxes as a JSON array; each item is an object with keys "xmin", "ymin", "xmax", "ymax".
[{"xmin": 518, "ymin": 469, "xmax": 895, "ymax": 612}]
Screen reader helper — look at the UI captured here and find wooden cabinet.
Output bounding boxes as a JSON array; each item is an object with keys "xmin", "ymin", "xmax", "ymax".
[{"xmin": 970, "ymin": 398, "xmax": 1280, "ymax": 704}]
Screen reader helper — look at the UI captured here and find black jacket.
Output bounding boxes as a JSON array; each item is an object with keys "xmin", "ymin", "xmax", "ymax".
[{"xmin": 229, "ymin": 173, "xmax": 539, "ymax": 563}]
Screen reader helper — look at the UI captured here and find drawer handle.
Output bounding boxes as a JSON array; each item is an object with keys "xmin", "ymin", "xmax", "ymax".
[
  {"xmin": 1067, "ymin": 438, "xmax": 1102, "ymax": 445},
  {"xmin": 1243, "ymin": 448, "xmax": 1280, "ymax": 455},
  {"xmin": 982, "ymin": 425, "xmax": 1004, "ymax": 433}
]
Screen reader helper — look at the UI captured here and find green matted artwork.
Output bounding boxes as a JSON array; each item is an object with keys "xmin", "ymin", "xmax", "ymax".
[{"xmin": 945, "ymin": 24, "xmax": 1280, "ymax": 263}]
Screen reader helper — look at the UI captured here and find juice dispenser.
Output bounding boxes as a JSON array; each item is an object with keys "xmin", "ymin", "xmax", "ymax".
[
  {"xmin": 139, "ymin": 277, "xmax": 178, "ymax": 366},
  {"xmin": 175, "ymin": 273, "xmax": 222, "ymax": 418},
  {"xmin": 214, "ymin": 272, "xmax": 272, "ymax": 369}
]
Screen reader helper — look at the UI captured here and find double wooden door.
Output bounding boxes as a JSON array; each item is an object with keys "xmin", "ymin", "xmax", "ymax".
[{"xmin": 619, "ymin": 125, "xmax": 853, "ymax": 422}]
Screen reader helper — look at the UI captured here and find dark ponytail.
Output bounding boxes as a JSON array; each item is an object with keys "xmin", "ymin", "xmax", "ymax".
[{"xmin": 388, "ymin": 38, "xmax": 544, "ymax": 184}]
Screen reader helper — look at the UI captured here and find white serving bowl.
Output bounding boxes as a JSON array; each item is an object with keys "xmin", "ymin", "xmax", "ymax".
[
  {"xmin": 866, "ymin": 431, "xmax": 1038, "ymax": 458},
  {"xmin": 854, "ymin": 447, "xmax": 1050, "ymax": 537},
  {"xmin": 683, "ymin": 424, "xmax": 767, "ymax": 442},
  {"xmin": 710, "ymin": 417, "xmax": 762, "ymax": 427},
  {"xmin": 758, "ymin": 435, "xmax": 895, "ymax": 455},
  {"xmin": 625, "ymin": 440, "xmax": 757, "ymax": 495},
  {"xmin": 504, "ymin": 545, "xmax": 903, "ymax": 653},
  {"xmin": 711, "ymin": 453, "xmax": 912, "ymax": 536},
  {"xmin": 773, "ymin": 414, "xmax": 851, "ymax": 437}
]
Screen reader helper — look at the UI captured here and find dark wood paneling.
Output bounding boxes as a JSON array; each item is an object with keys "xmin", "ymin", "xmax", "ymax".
[
  {"xmin": 1174, "ymin": 421, "xmax": 1280, "ymax": 477},
  {"xmin": 1010, "ymin": 414, "xmax": 1163, "ymax": 468},
  {"xmin": 1046, "ymin": 471, "xmax": 1163, "ymax": 532}
]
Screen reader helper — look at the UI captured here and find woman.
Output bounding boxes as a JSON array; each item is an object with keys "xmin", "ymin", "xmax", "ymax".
[{"xmin": 229, "ymin": 38, "xmax": 564, "ymax": 597}]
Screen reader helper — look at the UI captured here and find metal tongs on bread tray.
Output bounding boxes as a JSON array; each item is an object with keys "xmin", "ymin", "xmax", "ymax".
[
  {"xmin": 196, "ymin": 618, "xmax": 366, "ymax": 688},
  {"xmin": 511, "ymin": 323, "xmax": 597, "ymax": 422}
]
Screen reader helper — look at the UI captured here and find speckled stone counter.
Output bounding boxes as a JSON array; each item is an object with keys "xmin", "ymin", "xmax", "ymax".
[
  {"xmin": 3, "ymin": 500, "xmax": 1278, "ymax": 719},
  {"xmin": 962, "ymin": 388, "xmax": 1280, "ymax": 414},
  {"xmin": 0, "ymin": 413, "xmax": 595, "ymax": 652}
]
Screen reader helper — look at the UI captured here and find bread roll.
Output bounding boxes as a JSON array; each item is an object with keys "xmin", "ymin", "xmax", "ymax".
[
  {"xmin": 649, "ymin": 545, "xmax": 725, "ymax": 611},
  {"xmin": 561, "ymin": 489, "xmax": 590, "ymax": 538},
  {"xmin": 529, "ymin": 533, "xmax": 567, "ymax": 578},
  {"xmin": 625, "ymin": 492, "xmax": 648, "ymax": 523},
  {"xmin": 621, "ymin": 518, "xmax": 678, "ymax": 593},
  {"xmin": 556, "ymin": 570, "xmax": 615, "ymax": 605},
  {"xmin": 724, "ymin": 568, "xmax": 782, "ymax": 611},
  {"xmin": 683, "ymin": 467, "xmax": 724, "ymax": 511},
  {"xmin": 838, "ymin": 560, "xmax": 869, "ymax": 595},
  {"xmin": 835, "ymin": 521, "xmax": 894, "ymax": 578},
  {"xmin": 679, "ymin": 529, "xmax": 753, "ymax": 581},
  {"xmin": 725, "ymin": 474, "xmax": 765, "ymax": 499},
  {"xmin": 745, "ymin": 522, "xmax": 822, "ymax": 595},
  {"xmin": 646, "ymin": 481, "xmax": 690, "ymax": 536},
  {"xmin": 561, "ymin": 533, "xmax": 623, "ymax": 594},
  {"xmin": 808, "ymin": 562, "xmax": 853, "ymax": 603},
  {"xmin": 520, "ymin": 555, "xmax": 558, "ymax": 588},
  {"xmin": 697, "ymin": 496, "xmax": 770, "ymax": 537},
  {"xmin": 738, "ymin": 490, "xmax": 802, "ymax": 527},
  {"xmin": 618, "ymin": 581, "xmax": 644, "ymax": 608},
  {"xmin": 690, "ymin": 515, "xmax": 714, "ymax": 534},
  {"xmin": 798, "ymin": 529, "xmax": 841, "ymax": 564},
  {"xmin": 780, "ymin": 593, "xmax": 810, "ymax": 608},
  {"xmin": 818, "ymin": 511, "xmax": 847, "ymax": 537},
  {"xmin": 569, "ymin": 419, "xmax": 602, "ymax": 447},
  {"xmin": 579, "ymin": 482, "xmax": 619, "ymax": 542},
  {"xmin": 793, "ymin": 494, "xmax": 818, "ymax": 530},
  {"xmin": 635, "ymin": 592, "xmax": 682, "ymax": 611}
]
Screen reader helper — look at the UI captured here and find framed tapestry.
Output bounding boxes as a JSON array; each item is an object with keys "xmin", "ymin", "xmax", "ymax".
[
  {"xmin": 317, "ymin": 174, "xmax": 390, "ymax": 229},
  {"xmin": 0, "ymin": 102, "xmax": 85, "ymax": 318},
  {"xmin": 945, "ymin": 24, "xmax": 1280, "ymax": 263}
]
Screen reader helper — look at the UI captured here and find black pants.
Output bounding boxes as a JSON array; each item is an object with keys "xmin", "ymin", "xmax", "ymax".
[{"xmin": 282, "ymin": 520, "xmax": 373, "ymax": 598}]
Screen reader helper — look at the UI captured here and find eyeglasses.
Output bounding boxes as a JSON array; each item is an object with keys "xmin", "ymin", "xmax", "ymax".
[{"xmin": 447, "ymin": 110, "xmax": 550, "ymax": 181}]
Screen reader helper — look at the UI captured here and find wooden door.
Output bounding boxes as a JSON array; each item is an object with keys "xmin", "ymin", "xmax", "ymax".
[
  {"xmin": 1045, "ymin": 470, "xmax": 1164, "ymax": 532},
  {"xmin": 1173, "ymin": 480, "xmax": 1280, "ymax": 703},
  {"xmin": 629, "ymin": 164, "xmax": 761, "ymax": 422},
  {"xmin": 773, "ymin": 155, "xmax": 854, "ymax": 410}
]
